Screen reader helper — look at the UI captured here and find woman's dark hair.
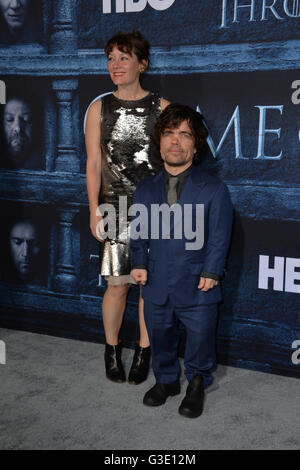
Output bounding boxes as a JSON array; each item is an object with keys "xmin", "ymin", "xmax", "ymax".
[
  {"xmin": 104, "ymin": 30, "xmax": 150, "ymax": 69},
  {"xmin": 152, "ymin": 103, "xmax": 208, "ymax": 167}
]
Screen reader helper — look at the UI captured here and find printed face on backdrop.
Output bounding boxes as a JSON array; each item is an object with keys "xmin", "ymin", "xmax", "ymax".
[
  {"xmin": 107, "ymin": 46, "xmax": 147, "ymax": 87},
  {"xmin": 159, "ymin": 120, "xmax": 196, "ymax": 170},
  {"xmin": 9, "ymin": 220, "xmax": 40, "ymax": 280},
  {"xmin": 3, "ymin": 98, "xmax": 33, "ymax": 163},
  {"xmin": 0, "ymin": 0, "xmax": 30, "ymax": 32}
]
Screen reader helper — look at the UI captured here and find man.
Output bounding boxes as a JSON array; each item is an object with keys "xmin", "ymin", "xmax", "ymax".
[
  {"xmin": 0, "ymin": 0, "xmax": 37, "ymax": 44},
  {"xmin": 9, "ymin": 218, "xmax": 40, "ymax": 282},
  {"xmin": 1, "ymin": 96, "xmax": 39, "ymax": 169},
  {"xmin": 130, "ymin": 104, "xmax": 233, "ymax": 418}
]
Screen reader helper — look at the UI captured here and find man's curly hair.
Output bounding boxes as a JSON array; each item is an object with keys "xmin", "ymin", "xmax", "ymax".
[{"xmin": 151, "ymin": 103, "xmax": 208, "ymax": 168}]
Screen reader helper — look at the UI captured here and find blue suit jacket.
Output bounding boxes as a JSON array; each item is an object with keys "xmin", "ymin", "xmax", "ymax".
[{"xmin": 130, "ymin": 165, "xmax": 233, "ymax": 307}]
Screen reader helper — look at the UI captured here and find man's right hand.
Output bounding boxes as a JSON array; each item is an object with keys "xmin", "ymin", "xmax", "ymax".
[{"xmin": 130, "ymin": 269, "xmax": 147, "ymax": 285}]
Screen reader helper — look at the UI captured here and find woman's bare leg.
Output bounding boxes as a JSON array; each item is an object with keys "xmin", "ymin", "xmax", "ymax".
[{"xmin": 102, "ymin": 284, "xmax": 130, "ymax": 345}]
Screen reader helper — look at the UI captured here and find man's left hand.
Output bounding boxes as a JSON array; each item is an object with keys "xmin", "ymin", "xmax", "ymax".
[{"xmin": 198, "ymin": 277, "xmax": 218, "ymax": 291}]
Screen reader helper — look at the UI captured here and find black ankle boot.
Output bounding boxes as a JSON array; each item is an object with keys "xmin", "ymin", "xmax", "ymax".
[
  {"xmin": 178, "ymin": 375, "xmax": 205, "ymax": 418},
  {"xmin": 104, "ymin": 343, "xmax": 126, "ymax": 383},
  {"xmin": 128, "ymin": 343, "xmax": 151, "ymax": 385}
]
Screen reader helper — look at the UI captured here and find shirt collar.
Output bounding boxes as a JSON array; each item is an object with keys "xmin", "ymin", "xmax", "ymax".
[{"xmin": 163, "ymin": 164, "xmax": 192, "ymax": 183}]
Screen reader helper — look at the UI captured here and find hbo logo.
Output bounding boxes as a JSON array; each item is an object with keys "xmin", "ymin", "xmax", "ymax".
[{"xmin": 103, "ymin": 0, "xmax": 176, "ymax": 14}]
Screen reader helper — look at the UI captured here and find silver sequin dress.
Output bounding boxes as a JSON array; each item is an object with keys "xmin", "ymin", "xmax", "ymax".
[{"xmin": 99, "ymin": 92, "xmax": 161, "ymax": 277}]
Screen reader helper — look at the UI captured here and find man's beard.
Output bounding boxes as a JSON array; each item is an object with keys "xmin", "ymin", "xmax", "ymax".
[
  {"xmin": 7, "ymin": 133, "xmax": 31, "ymax": 160},
  {"xmin": 5, "ymin": 11, "xmax": 27, "ymax": 33},
  {"xmin": 164, "ymin": 159, "xmax": 186, "ymax": 167}
]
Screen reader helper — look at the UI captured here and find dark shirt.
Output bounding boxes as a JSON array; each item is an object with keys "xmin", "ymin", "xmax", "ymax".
[
  {"xmin": 133, "ymin": 165, "xmax": 219, "ymax": 281},
  {"xmin": 163, "ymin": 165, "xmax": 191, "ymax": 201}
]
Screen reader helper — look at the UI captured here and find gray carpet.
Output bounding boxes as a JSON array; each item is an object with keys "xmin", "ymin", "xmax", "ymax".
[{"xmin": 0, "ymin": 327, "xmax": 299, "ymax": 450}]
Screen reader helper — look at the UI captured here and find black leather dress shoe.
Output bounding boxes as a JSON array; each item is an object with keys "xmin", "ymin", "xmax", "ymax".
[
  {"xmin": 143, "ymin": 382, "xmax": 180, "ymax": 406},
  {"xmin": 178, "ymin": 375, "xmax": 204, "ymax": 418},
  {"xmin": 128, "ymin": 343, "xmax": 151, "ymax": 385},
  {"xmin": 104, "ymin": 343, "xmax": 126, "ymax": 383}
]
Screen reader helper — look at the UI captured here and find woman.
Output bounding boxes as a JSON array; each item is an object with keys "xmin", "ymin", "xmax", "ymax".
[{"xmin": 85, "ymin": 30, "xmax": 169, "ymax": 384}]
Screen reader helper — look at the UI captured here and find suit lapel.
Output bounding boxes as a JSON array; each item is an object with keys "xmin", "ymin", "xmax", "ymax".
[
  {"xmin": 152, "ymin": 171, "xmax": 167, "ymax": 204},
  {"xmin": 153, "ymin": 166, "xmax": 207, "ymax": 207},
  {"xmin": 169, "ymin": 167, "xmax": 206, "ymax": 234},
  {"xmin": 152, "ymin": 166, "xmax": 207, "ymax": 234},
  {"xmin": 177, "ymin": 166, "xmax": 207, "ymax": 207},
  {"xmin": 158, "ymin": 166, "xmax": 207, "ymax": 234}
]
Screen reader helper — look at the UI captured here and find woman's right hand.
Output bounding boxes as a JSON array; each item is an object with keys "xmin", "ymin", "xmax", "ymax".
[{"xmin": 90, "ymin": 208, "xmax": 105, "ymax": 242}]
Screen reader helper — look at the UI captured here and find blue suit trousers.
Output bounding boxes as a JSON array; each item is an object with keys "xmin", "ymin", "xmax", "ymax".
[{"xmin": 144, "ymin": 298, "xmax": 218, "ymax": 389}]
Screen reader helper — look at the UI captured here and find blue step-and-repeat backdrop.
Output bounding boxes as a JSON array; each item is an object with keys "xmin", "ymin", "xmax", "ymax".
[{"xmin": 0, "ymin": 0, "xmax": 299, "ymax": 378}]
